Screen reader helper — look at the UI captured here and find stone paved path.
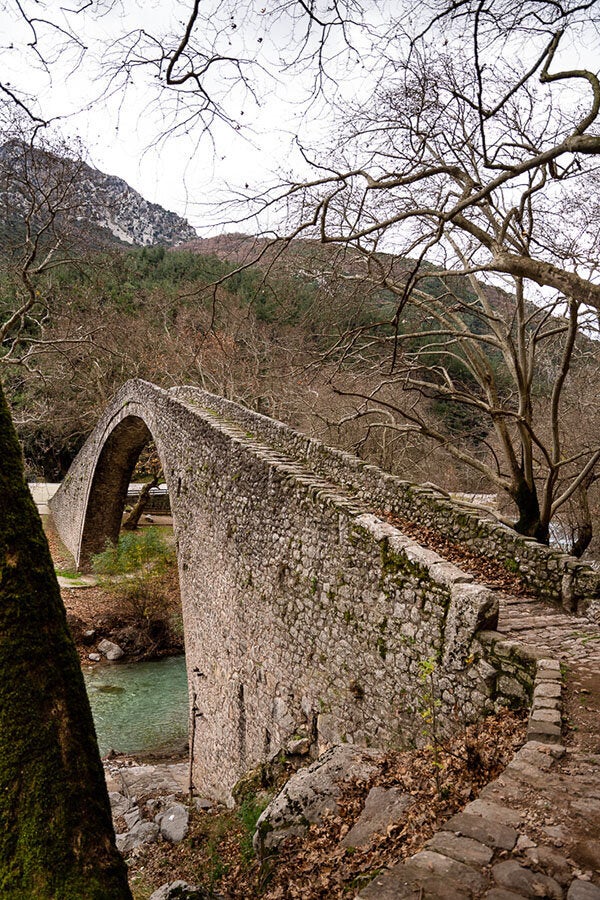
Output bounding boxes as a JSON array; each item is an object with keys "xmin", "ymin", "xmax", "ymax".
[
  {"xmin": 105, "ymin": 761, "xmax": 189, "ymax": 800},
  {"xmin": 359, "ymin": 594, "xmax": 600, "ymax": 899}
]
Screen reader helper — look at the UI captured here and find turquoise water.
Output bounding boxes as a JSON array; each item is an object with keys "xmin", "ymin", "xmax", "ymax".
[{"xmin": 84, "ymin": 655, "xmax": 189, "ymax": 757}]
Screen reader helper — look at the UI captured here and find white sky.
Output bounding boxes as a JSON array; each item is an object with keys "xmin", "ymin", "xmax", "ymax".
[
  {"xmin": 0, "ymin": 0, "xmax": 384, "ymax": 234},
  {"xmin": 1, "ymin": 1, "xmax": 598, "ymax": 236}
]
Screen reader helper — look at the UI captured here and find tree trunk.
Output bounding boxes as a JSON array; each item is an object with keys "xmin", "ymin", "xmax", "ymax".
[
  {"xmin": 0, "ymin": 380, "xmax": 131, "ymax": 899},
  {"xmin": 570, "ymin": 476, "xmax": 595, "ymax": 558},
  {"xmin": 123, "ymin": 476, "xmax": 159, "ymax": 530},
  {"xmin": 512, "ymin": 476, "xmax": 549, "ymax": 543}
]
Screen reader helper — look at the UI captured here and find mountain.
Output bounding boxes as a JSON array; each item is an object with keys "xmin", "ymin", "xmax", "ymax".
[
  {"xmin": 0, "ymin": 140, "xmax": 197, "ymax": 248},
  {"xmin": 72, "ymin": 169, "xmax": 197, "ymax": 247}
]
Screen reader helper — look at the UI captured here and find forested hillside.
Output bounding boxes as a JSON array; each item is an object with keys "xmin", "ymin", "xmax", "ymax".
[{"xmin": 2, "ymin": 236, "xmax": 599, "ymax": 559}]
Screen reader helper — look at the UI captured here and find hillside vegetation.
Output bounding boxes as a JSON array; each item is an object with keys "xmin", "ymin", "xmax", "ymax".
[{"xmin": 2, "ymin": 237, "xmax": 599, "ymax": 559}]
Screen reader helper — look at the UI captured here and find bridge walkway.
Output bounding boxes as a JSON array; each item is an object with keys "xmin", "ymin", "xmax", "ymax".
[{"xmin": 359, "ymin": 594, "xmax": 600, "ymax": 899}]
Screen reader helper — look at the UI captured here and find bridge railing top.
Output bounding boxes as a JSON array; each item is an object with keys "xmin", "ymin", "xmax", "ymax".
[{"xmin": 168, "ymin": 383, "xmax": 600, "ymax": 621}]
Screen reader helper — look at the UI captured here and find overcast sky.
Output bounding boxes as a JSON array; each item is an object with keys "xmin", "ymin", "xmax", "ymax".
[
  {"xmin": 0, "ymin": 0, "xmax": 384, "ymax": 234},
  {"xmin": 1, "ymin": 1, "xmax": 598, "ymax": 237}
]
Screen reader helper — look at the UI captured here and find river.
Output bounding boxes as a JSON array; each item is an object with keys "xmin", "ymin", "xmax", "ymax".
[{"xmin": 84, "ymin": 655, "xmax": 189, "ymax": 758}]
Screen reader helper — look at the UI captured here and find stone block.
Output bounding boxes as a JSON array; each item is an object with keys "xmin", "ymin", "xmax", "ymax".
[
  {"xmin": 358, "ymin": 863, "xmax": 473, "ymax": 899},
  {"xmin": 342, "ymin": 786, "xmax": 414, "ymax": 848},
  {"xmin": 462, "ymin": 798, "xmax": 523, "ymax": 828},
  {"xmin": 444, "ymin": 812, "xmax": 518, "ymax": 850},
  {"xmin": 425, "ymin": 830, "xmax": 494, "ymax": 867},
  {"xmin": 492, "ymin": 860, "xmax": 563, "ymax": 899},
  {"xmin": 408, "ymin": 849, "xmax": 486, "ymax": 893},
  {"xmin": 567, "ymin": 882, "xmax": 600, "ymax": 900}
]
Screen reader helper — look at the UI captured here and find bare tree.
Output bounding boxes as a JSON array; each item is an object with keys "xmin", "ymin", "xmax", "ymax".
[
  {"xmin": 222, "ymin": 3, "xmax": 600, "ymax": 545},
  {"xmin": 0, "ymin": 127, "xmax": 101, "ymax": 370},
  {"xmin": 0, "ymin": 0, "xmax": 373, "ymax": 138},
  {"xmin": 319, "ymin": 257, "xmax": 600, "ymax": 547}
]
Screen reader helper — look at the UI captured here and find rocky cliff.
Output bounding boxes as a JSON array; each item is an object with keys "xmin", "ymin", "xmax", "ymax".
[
  {"xmin": 0, "ymin": 140, "xmax": 197, "ymax": 248},
  {"xmin": 73, "ymin": 169, "xmax": 197, "ymax": 246}
]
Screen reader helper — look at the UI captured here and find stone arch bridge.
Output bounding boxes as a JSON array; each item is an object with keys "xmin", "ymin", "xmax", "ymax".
[{"xmin": 51, "ymin": 380, "xmax": 552, "ymax": 801}]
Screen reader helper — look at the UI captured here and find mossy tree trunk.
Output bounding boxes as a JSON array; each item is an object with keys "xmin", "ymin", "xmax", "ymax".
[{"xmin": 0, "ymin": 380, "xmax": 132, "ymax": 899}]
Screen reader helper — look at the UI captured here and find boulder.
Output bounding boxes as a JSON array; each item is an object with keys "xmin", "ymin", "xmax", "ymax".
[
  {"xmin": 254, "ymin": 744, "xmax": 381, "ymax": 853},
  {"xmin": 109, "ymin": 791, "xmax": 133, "ymax": 819},
  {"xmin": 97, "ymin": 638, "xmax": 124, "ymax": 661},
  {"xmin": 148, "ymin": 881, "xmax": 216, "ymax": 899},
  {"xmin": 287, "ymin": 736, "xmax": 311, "ymax": 756},
  {"xmin": 115, "ymin": 820, "xmax": 159, "ymax": 854},
  {"xmin": 342, "ymin": 786, "xmax": 414, "ymax": 848},
  {"xmin": 123, "ymin": 805, "xmax": 142, "ymax": 830},
  {"xmin": 156, "ymin": 802, "xmax": 189, "ymax": 843}
]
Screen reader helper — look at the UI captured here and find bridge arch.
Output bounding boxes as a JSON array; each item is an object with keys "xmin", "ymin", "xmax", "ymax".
[
  {"xmin": 52, "ymin": 379, "xmax": 504, "ymax": 802},
  {"xmin": 79, "ymin": 415, "xmax": 154, "ymax": 568}
]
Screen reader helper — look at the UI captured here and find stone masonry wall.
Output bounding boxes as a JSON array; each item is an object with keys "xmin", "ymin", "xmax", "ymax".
[
  {"xmin": 51, "ymin": 380, "xmax": 544, "ymax": 801},
  {"xmin": 171, "ymin": 386, "xmax": 600, "ymax": 622}
]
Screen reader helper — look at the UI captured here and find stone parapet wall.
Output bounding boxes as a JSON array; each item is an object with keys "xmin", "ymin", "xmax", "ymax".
[
  {"xmin": 475, "ymin": 632, "xmax": 540, "ymax": 710},
  {"xmin": 171, "ymin": 386, "xmax": 600, "ymax": 621}
]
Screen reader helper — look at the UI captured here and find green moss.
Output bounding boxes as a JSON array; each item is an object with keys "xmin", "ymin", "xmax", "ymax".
[
  {"xmin": 0, "ymin": 381, "xmax": 131, "ymax": 898},
  {"xmin": 377, "ymin": 637, "xmax": 388, "ymax": 660},
  {"xmin": 379, "ymin": 537, "xmax": 428, "ymax": 581},
  {"xmin": 348, "ymin": 522, "xmax": 372, "ymax": 547},
  {"xmin": 504, "ymin": 557, "xmax": 519, "ymax": 573}
]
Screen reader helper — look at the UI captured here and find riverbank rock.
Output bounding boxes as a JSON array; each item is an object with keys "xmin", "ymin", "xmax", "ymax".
[
  {"xmin": 105, "ymin": 762, "xmax": 188, "ymax": 797},
  {"xmin": 116, "ymin": 820, "xmax": 159, "ymax": 854},
  {"xmin": 97, "ymin": 638, "xmax": 124, "ymax": 660},
  {"xmin": 109, "ymin": 790, "xmax": 134, "ymax": 819},
  {"xmin": 156, "ymin": 802, "xmax": 189, "ymax": 843},
  {"xmin": 254, "ymin": 744, "xmax": 382, "ymax": 853}
]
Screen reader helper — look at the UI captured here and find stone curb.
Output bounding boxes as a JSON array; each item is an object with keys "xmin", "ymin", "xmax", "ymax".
[{"xmin": 526, "ymin": 657, "xmax": 563, "ymax": 745}]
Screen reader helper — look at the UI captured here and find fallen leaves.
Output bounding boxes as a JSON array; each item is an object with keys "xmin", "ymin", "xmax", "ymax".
[
  {"xmin": 151, "ymin": 708, "xmax": 525, "ymax": 900},
  {"xmin": 381, "ymin": 512, "xmax": 533, "ymax": 596}
]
